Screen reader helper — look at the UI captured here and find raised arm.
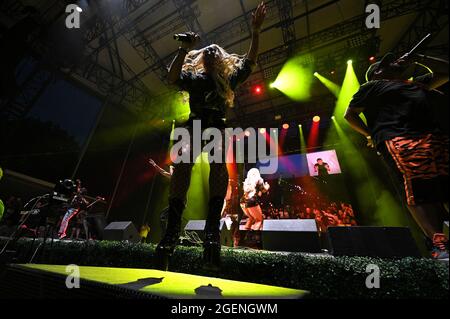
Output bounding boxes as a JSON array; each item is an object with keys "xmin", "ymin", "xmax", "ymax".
[
  {"xmin": 344, "ymin": 106, "xmax": 375, "ymax": 148},
  {"xmin": 149, "ymin": 159, "xmax": 172, "ymax": 179},
  {"xmin": 167, "ymin": 32, "xmax": 200, "ymax": 84},
  {"xmin": 247, "ymin": 2, "xmax": 267, "ymax": 63}
]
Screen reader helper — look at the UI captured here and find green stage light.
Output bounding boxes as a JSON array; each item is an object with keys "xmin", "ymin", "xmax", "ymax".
[
  {"xmin": 269, "ymin": 82, "xmax": 276, "ymax": 88},
  {"xmin": 314, "ymin": 72, "xmax": 341, "ymax": 98},
  {"xmin": 22, "ymin": 264, "xmax": 306, "ymax": 298},
  {"xmin": 272, "ymin": 57, "xmax": 314, "ymax": 101},
  {"xmin": 183, "ymin": 152, "xmax": 210, "ymax": 222},
  {"xmin": 335, "ymin": 60, "xmax": 360, "ymax": 117},
  {"xmin": 298, "ymin": 124, "xmax": 306, "ymax": 153},
  {"xmin": 347, "ymin": 60, "xmax": 353, "ymax": 65}
]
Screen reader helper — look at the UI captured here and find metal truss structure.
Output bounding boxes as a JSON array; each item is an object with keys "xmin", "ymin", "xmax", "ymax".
[
  {"xmin": 392, "ymin": 0, "xmax": 448, "ymax": 56},
  {"xmin": 0, "ymin": 0, "xmax": 448, "ymax": 122}
]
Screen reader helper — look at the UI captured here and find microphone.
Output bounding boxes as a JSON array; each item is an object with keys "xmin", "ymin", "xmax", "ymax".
[
  {"xmin": 173, "ymin": 33, "xmax": 194, "ymax": 42},
  {"xmin": 406, "ymin": 33, "xmax": 431, "ymax": 57},
  {"xmin": 398, "ymin": 33, "xmax": 432, "ymax": 61}
]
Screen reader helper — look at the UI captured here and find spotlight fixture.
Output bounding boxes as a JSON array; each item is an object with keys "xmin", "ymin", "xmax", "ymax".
[
  {"xmin": 369, "ymin": 56, "xmax": 376, "ymax": 62},
  {"xmin": 259, "ymin": 128, "xmax": 266, "ymax": 134},
  {"xmin": 313, "ymin": 116, "xmax": 321, "ymax": 123},
  {"xmin": 347, "ymin": 60, "xmax": 353, "ymax": 65},
  {"xmin": 282, "ymin": 123, "xmax": 290, "ymax": 130},
  {"xmin": 253, "ymin": 85, "xmax": 263, "ymax": 95},
  {"xmin": 313, "ymin": 72, "xmax": 319, "ymax": 77}
]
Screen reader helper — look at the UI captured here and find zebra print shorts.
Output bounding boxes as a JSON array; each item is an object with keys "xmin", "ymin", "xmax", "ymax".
[{"xmin": 383, "ymin": 134, "xmax": 449, "ymax": 206}]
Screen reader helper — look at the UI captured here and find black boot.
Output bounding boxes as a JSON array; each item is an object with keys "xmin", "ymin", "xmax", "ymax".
[
  {"xmin": 154, "ymin": 198, "xmax": 184, "ymax": 271},
  {"xmin": 202, "ymin": 197, "xmax": 223, "ymax": 271}
]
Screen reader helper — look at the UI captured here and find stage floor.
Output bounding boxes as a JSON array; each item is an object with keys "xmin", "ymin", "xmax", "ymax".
[{"xmin": 16, "ymin": 264, "xmax": 308, "ymax": 299}]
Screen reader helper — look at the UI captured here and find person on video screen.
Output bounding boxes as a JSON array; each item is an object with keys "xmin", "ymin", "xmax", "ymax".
[{"xmin": 314, "ymin": 158, "xmax": 331, "ymax": 177}]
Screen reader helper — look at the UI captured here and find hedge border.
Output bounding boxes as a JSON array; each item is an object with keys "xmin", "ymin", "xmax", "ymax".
[{"xmin": 1, "ymin": 238, "xmax": 448, "ymax": 299}]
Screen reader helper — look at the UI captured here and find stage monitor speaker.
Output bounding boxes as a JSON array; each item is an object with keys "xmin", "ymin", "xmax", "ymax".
[
  {"xmin": 184, "ymin": 219, "xmax": 232, "ymax": 247},
  {"xmin": 103, "ymin": 221, "xmax": 140, "ymax": 243},
  {"xmin": 327, "ymin": 226, "xmax": 421, "ymax": 258},
  {"xmin": 262, "ymin": 219, "xmax": 320, "ymax": 253}
]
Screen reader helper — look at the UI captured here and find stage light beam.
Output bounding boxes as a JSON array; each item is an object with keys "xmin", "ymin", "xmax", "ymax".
[
  {"xmin": 308, "ymin": 118, "xmax": 320, "ymax": 148},
  {"xmin": 298, "ymin": 124, "xmax": 306, "ymax": 153},
  {"xmin": 335, "ymin": 59, "xmax": 361, "ymax": 118},
  {"xmin": 271, "ymin": 57, "xmax": 314, "ymax": 101},
  {"xmin": 314, "ymin": 72, "xmax": 341, "ymax": 98}
]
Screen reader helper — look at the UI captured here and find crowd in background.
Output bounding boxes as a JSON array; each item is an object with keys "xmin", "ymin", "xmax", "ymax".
[{"xmin": 262, "ymin": 201, "xmax": 357, "ymax": 231}]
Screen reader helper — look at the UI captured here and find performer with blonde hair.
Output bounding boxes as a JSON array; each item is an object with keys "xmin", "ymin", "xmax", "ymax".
[
  {"xmin": 155, "ymin": 2, "xmax": 267, "ymax": 271},
  {"xmin": 242, "ymin": 168, "xmax": 270, "ymax": 230}
]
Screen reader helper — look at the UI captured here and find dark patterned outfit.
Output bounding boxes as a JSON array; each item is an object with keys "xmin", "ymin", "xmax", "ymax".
[
  {"xmin": 155, "ymin": 57, "xmax": 255, "ymax": 270},
  {"xmin": 349, "ymin": 74, "xmax": 448, "ymax": 205},
  {"xmin": 170, "ymin": 59, "xmax": 255, "ymax": 203}
]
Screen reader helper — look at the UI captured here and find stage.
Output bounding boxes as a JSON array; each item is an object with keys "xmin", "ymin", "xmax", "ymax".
[
  {"xmin": 0, "ymin": 0, "xmax": 449, "ymax": 302},
  {"xmin": 0, "ymin": 237, "xmax": 447, "ymax": 299},
  {"xmin": 0, "ymin": 263, "xmax": 307, "ymax": 299}
]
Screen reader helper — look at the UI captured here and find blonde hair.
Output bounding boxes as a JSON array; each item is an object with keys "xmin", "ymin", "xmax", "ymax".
[
  {"xmin": 244, "ymin": 168, "xmax": 263, "ymax": 193},
  {"xmin": 182, "ymin": 44, "xmax": 245, "ymax": 108}
]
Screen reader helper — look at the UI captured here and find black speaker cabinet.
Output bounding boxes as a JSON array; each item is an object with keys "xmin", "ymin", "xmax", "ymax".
[
  {"xmin": 262, "ymin": 219, "xmax": 320, "ymax": 253},
  {"xmin": 184, "ymin": 220, "xmax": 233, "ymax": 247},
  {"xmin": 103, "ymin": 221, "xmax": 140, "ymax": 243},
  {"xmin": 327, "ymin": 226, "xmax": 421, "ymax": 258}
]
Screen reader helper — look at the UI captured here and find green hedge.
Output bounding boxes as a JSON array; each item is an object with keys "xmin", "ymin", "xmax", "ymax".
[{"xmin": 2, "ymin": 238, "xmax": 448, "ymax": 299}]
